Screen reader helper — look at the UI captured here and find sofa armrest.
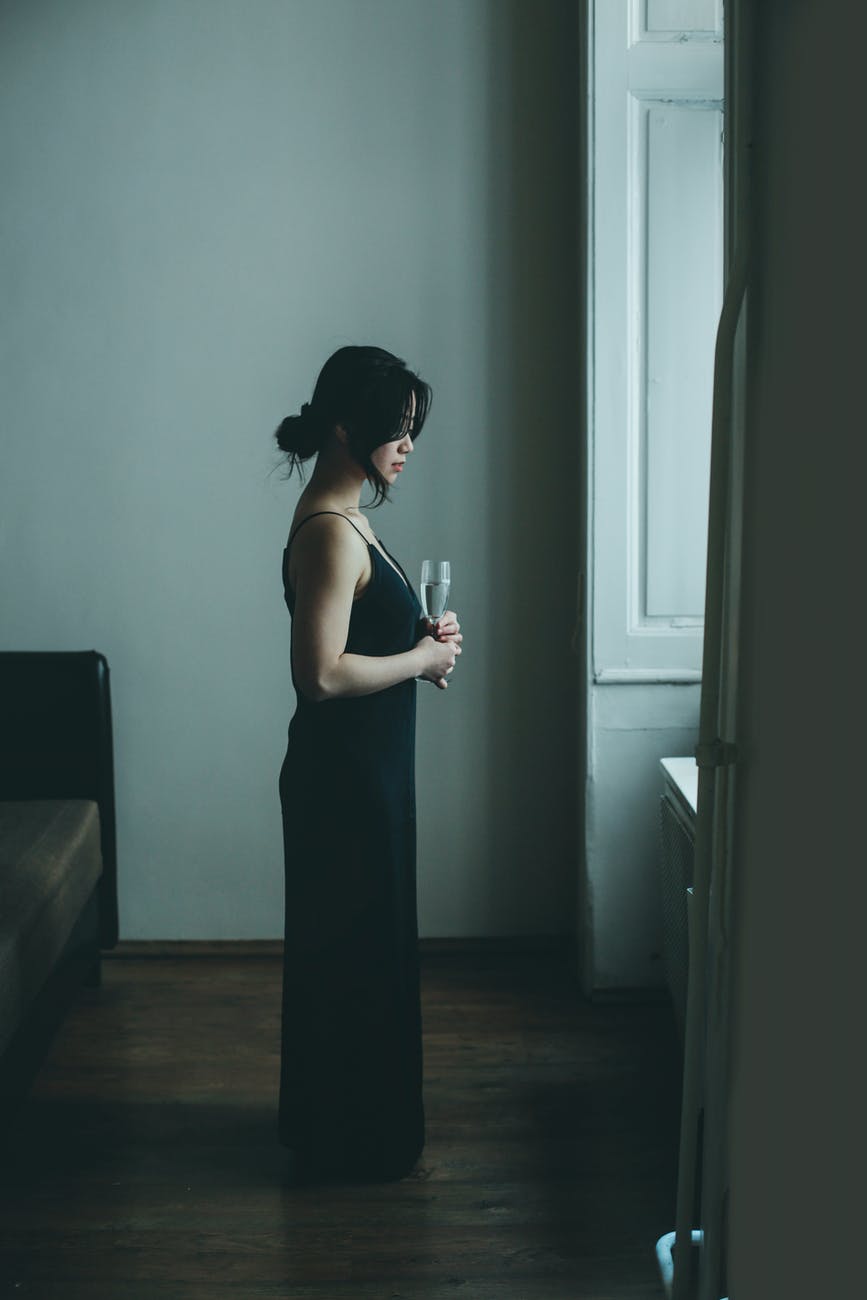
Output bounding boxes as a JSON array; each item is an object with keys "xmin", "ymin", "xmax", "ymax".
[{"xmin": 0, "ymin": 651, "xmax": 118, "ymax": 949}]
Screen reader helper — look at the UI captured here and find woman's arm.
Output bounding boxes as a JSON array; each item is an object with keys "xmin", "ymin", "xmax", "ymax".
[{"xmin": 291, "ymin": 516, "xmax": 425, "ymax": 702}]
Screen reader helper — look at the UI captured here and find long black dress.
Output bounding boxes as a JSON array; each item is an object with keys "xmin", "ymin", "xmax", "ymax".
[{"xmin": 278, "ymin": 510, "xmax": 426, "ymax": 1181}]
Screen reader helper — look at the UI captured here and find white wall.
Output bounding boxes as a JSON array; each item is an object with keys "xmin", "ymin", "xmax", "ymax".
[
  {"xmin": 0, "ymin": 0, "xmax": 582, "ymax": 940},
  {"xmin": 585, "ymin": 683, "xmax": 699, "ymax": 988}
]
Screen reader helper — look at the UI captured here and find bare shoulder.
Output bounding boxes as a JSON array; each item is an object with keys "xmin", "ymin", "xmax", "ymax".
[{"xmin": 287, "ymin": 506, "xmax": 371, "ymax": 593}]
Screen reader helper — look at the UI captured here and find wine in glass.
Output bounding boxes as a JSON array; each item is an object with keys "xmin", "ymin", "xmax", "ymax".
[{"xmin": 421, "ymin": 560, "xmax": 450, "ymax": 633}]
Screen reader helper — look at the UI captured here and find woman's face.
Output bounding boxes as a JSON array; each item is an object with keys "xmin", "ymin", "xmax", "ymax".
[{"xmin": 369, "ymin": 392, "xmax": 416, "ymax": 483}]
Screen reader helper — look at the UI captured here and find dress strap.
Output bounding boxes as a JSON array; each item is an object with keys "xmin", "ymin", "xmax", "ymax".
[
  {"xmin": 378, "ymin": 537, "xmax": 414, "ymax": 593},
  {"xmin": 286, "ymin": 510, "xmax": 371, "ymax": 554}
]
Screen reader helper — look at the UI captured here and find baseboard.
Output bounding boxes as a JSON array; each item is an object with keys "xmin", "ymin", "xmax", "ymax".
[
  {"xmin": 105, "ymin": 935, "xmax": 577, "ymax": 960},
  {"xmin": 104, "ymin": 939, "xmax": 283, "ymax": 959}
]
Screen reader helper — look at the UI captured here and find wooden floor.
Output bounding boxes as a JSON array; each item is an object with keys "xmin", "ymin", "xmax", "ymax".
[{"xmin": 0, "ymin": 946, "xmax": 681, "ymax": 1299}]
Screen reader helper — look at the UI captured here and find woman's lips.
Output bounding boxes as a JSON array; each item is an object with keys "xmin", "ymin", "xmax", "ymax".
[{"xmin": 392, "ymin": 463, "xmax": 404, "ymax": 470}]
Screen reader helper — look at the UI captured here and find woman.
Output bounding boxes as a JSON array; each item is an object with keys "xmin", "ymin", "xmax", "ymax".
[{"xmin": 274, "ymin": 345, "xmax": 462, "ymax": 1183}]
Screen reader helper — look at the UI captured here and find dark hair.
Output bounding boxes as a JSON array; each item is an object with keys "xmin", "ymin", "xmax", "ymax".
[{"xmin": 274, "ymin": 345, "xmax": 432, "ymax": 507}]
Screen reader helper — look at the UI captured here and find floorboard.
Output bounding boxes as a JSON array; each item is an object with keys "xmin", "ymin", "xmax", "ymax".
[{"xmin": 0, "ymin": 947, "xmax": 681, "ymax": 1298}]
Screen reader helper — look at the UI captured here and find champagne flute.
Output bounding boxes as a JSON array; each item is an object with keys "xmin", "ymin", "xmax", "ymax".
[{"xmin": 421, "ymin": 560, "xmax": 450, "ymax": 636}]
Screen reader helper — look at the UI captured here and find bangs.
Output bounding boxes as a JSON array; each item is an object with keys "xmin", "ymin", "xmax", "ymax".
[
  {"xmin": 393, "ymin": 371, "xmax": 432, "ymax": 442},
  {"xmin": 361, "ymin": 367, "xmax": 432, "ymax": 447},
  {"xmin": 406, "ymin": 374, "xmax": 431, "ymax": 439}
]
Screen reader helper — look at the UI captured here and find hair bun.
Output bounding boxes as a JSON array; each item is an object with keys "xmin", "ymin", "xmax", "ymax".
[{"xmin": 274, "ymin": 405, "xmax": 321, "ymax": 459}]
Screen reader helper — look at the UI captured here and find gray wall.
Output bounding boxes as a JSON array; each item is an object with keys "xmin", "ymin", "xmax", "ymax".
[
  {"xmin": 728, "ymin": 1, "xmax": 867, "ymax": 1292},
  {"xmin": 0, "ymin": 0, "xmax": 582, "ymax": 941}
]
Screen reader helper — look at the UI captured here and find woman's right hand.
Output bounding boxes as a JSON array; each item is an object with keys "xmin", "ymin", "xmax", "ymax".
[{"xmin": 414, "ymin": 632, "xmax": 460, "ymax": 689}]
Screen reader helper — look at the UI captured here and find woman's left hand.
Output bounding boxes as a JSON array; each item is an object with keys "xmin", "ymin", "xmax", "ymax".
[{"xmin": 424, "ymin": 610, "xmax": 462, "ymax": 645}]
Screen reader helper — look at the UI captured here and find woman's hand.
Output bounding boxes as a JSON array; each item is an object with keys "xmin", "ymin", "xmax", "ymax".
[
  {"xmin": 416, "ymin": 610, "xmax": 462, "ymax": 690},
  {"xmin": 423, "ymin": 610, "xmax": 462, "ymax": 645},
  {"xmin": 414, "ymin": 633, "xmax": 459, "ymax": 689}
]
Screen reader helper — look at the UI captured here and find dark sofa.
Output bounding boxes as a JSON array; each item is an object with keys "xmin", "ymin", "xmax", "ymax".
[{"xmin": 0, "ymin": 651, "xmax": 119, "ymax": 1119}]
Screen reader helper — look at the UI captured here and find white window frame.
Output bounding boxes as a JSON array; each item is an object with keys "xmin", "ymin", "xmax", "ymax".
[{"xmin": 587, "ymin": 0, "xmax": 724, "ymax": 684}]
